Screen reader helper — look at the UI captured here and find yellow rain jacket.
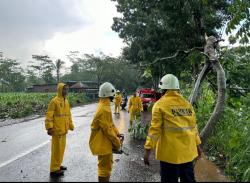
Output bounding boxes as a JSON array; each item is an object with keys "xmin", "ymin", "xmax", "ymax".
[
  {"xmin": 89, "ymin": 98, "xmax": 121, "ymax": 155},
  {"xmin": 45, "ymin": 83, "xmax": 74, "ymax": 135},
  {"xmin": 144, "ymin": 91, "xmax": 201, "ymax": 164},
  {"xmin": 114, "ymin": 94, "xmax": 122, "ymax": 105},
  {"xmin": 128, "ymin": 96, "xmax": 143, "ymax": 112}
]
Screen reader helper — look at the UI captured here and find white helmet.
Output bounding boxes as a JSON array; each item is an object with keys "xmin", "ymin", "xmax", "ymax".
[
  {"xmin": 99, "ymin": 82, "xmax": 116, "ymax": 98},
  {"xmin": 116, "ymin": 90, "xmax": 121, "ymax": 93},
  {"xmin": 159, "ymin": 74, "xmax": 180, "ymax": 90}
]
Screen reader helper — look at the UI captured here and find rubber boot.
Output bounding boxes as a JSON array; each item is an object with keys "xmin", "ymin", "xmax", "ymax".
[
  {"xmin": 60, "ymin": 166, "xmax": 67, "ymax": 171},
  {"xmin": 98, "ymin": 176, "xmax": 110, "ymax": 182},
  {"xmin": 50, "ymin": 170, "xmax": 64, "ymax": 177}
]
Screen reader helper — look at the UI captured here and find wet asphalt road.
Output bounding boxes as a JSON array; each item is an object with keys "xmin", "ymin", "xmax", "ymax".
[{"xmin": 0, "ymin": 103, "xmax": 160, "ymax": 182}]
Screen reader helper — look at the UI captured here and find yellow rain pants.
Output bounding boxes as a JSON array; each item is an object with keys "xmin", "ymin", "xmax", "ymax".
[
  {"xmin": 50, "ymin": 135, "xmax": 66, "ymax": 172},
  {"xmin": 45, "ymin": 83, "xmax": 74, "ymax": 172},
  {"xmin": 98, "ymin": 154, "xmax": 113, "ymax": 177},
  {"xmin": 128, "ymin": 96, "xmax": 143, "ymax": 125}
]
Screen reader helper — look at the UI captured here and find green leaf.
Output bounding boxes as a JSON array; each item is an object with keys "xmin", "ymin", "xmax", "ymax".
[
  {"xmin": 142, "ymin": 68, "xmax": 152, "ymax": 78},
  {"xmin": 243, "ymin": 168, "xmax": 250, "ymax": 182}
]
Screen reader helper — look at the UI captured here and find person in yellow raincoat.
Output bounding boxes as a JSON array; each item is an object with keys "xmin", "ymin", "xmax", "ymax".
[
  {"xmin": 144, "ymin": 74, "xmax": 202, "ymax": 182},
  {"xmin": 128, "ymin": 92, "xmax": 143, "ymax": 127},
  {"xmin": 45, "ymin": 83, "xmax": 74, "ymax": 177},
  {"xmin": 89, "ymin": 82, "xmax": 122, "ymax": 182},
  {"xmin": 114, "ymin": 90, "xmax": 122, "ymax": 114}
]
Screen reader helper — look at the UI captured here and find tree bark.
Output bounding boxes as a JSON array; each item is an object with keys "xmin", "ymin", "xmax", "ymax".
[
  {"xmin": 188, "ymin": 36, "xmax": 227, "ymax": 147},
  {"xmin": 198, "ymin": 36, "xmax": 227, "ymax": 147},
  {"xmin": 189, "ymin": 62, "xmax": 211, "ymax": 105},
  {"xmin": 200, "ymin": 60, "xmax": 226, "ymax": 147},
  {"xmin": 57, "ymin": 70, "xmax": 60, "ymax": 83}
]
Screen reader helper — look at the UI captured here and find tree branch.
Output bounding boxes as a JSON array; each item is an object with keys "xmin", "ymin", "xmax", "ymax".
[
  {"xmin": 140, "ymin": 47, "xmax": 204, "ymax": 67},
  {"xmin": 200, "ymin": 60, "xmax": 226, "ymax": 147},
  {"xmin": 227, "ymin": 87, "xmax": 250, "ymax": 91},
  {"xmin": 189, "ymin": 62, "xmax": 211, "ymax": 105},
  {"xmin": 206, "ymin": 76, "xmax": 218, "ymax": 92}
]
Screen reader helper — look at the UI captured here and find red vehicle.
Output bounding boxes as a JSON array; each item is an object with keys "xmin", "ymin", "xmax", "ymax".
[{"xmin": 137, "ymin": 88, "xmax": 161, "ymax": 111}]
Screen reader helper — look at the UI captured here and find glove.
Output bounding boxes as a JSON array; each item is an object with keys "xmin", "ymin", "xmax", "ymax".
[
  {"xmin": 118, "ymin": 134, "xmax": 124, "ymax": 143},
  {"xmin": 47, "ymin": 128, "xmax": 53, "ymax": 136},
  {"xmin": 144, "ymin": 149, "xmax": 151, "ymax": 166}
]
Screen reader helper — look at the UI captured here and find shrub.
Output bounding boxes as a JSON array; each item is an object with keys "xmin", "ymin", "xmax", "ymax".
[
  {"xmin": 129, "ymin": 120, "xmax": 150, "ymax": 140},
  {"xmin": 193, "ymin": 84, "xmax": 250, "ymax": 182},
  {"xmin": 0, "ymin": 93, "xmax": 91, "ymax": 120}
]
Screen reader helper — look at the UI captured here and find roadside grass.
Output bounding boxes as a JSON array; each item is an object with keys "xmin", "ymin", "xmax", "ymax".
[
  {"xmin": 0, "ymin": 93, "xmax": 91, "ymax": 120},
  {"xmin": 195, "ymin": 84, "xmax": 250, "ymax": 182}
]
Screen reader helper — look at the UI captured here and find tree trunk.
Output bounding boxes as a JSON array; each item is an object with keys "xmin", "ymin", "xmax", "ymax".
[
  {"xmin": 188, "ymin": 36, "xmax": 227, "ymax": 147},
  {"xmin": 200, "ymin": 60, "xmax": 226, "ymax": 147},
  {"xmin": 197, "ymin": 36, "xmax": 227, "ymax": 147},
  {"xmin": 57, "ymin": 70, "xmax": 60, "ymax": 83},
  {"xmin": 189, "ymin": 62, "xmax": 211, "ymax": 105}
]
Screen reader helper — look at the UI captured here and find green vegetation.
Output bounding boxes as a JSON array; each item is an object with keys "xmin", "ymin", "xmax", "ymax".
[
  {"xmin": 0, "ymin": 53, "xmax": 140, "ymax": 94},
  {"xmin": 112, "ymin": 0, "xmax": 231, "ymax": 88},
  {"xmin": 129, "ymin": 104, "xmax": 154, "ymax": 140},
  {"xmin": 129, "ymin": 121, "xmax": 150, "ymax": 140},
  {"xmin": 129, "ymin": 81, "xmax": 249, "ymax": 181},
  {"xmin": 0, "ymin": 93, "xmax": 91, "ymax": 119},
  {"xmin": 0, "ymin": 0, "xmax": 249, "ymax": 181},
  {"xmin": 226, "ymin": 0, "xmax": 250, "ymax": 44},
  {"xmin": 194, "ymin": 84, "xmax": 250, "ymax": 182}
]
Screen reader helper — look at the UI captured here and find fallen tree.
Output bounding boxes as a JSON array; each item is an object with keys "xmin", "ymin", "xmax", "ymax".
[{"xmin": 141, "ymin": 35, "xmax": 227, "ymax": 147}]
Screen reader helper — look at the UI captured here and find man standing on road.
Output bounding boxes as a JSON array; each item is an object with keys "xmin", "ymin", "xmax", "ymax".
[
  {"xmin": 89, "ymin": 82, "xmax": 122, "ymax": 182},
  {"xmin": 128, "ymin": 92, "xmax": 143, "ymax": 127},
  {"xmin": 121, "ymin": 91, "xmax": 128, "ymax": 110},
  {"xmin": 114, "ymin": 90, "xmax": 122, "ymax": 114},
  {"xmin": 45, "ymin": 83, "xmax": 74, "ymax": 177},
  {"xmin": 144, "ymin": 74, "xmax": 202, "ymax": 182}
]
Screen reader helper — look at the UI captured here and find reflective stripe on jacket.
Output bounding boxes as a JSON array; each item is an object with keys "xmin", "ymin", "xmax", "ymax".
[
  {"xmin": 45, "ymin": 83, "xmax": 74, "ymax": 135},
  {"xmin": 144, "ymin": 91, "xmax": 201, "ymax": 164}
]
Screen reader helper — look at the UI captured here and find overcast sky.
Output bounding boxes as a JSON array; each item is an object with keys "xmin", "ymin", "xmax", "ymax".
[{"xmin": 0, "ymin": 0, "xmax": 124, "ymax": 67}]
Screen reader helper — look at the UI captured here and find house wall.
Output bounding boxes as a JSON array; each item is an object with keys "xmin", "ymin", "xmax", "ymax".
[{"xmin": 28, "ymin": 85, "xmax": 57, "ymax": 93}]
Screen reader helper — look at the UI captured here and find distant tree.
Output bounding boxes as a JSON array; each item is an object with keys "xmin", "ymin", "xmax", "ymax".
[
  {"xmin": 64, "ymin": 52, "xmax": 140, "ymax": 92},
  {"xmin": 67, "ymin": 51, "xmax": 81, "ymax": 73},
  {"xmin": 63, "ymin": 51, "xmax": 96, "ymax": 82},
  {"xmin": 31, "ymin": 55, "xmax": 55, "ymax": 84},
  {"xmin": 81, "ymin": 53, "xmax": 109, "ymax": 86},
  {"xmin": 25, "ymin": 69, "xmax": 43, "ymax": 86},
  {"xmin": 0, "ymin": 56, "xmax": 26, "ymax": 92},
  {"xmin": 102, "ymin": 56, "xmax": 140, "ymax": 92},
  {"xmin": 54, "ymin": 59, "xmax": 65, "ymax": 83}
]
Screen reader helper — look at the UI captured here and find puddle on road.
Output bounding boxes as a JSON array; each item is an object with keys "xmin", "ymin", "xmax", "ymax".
[
  {"xmin": 116, "ymin": 112, "xmax": 126, "ymax": 133},
  {"xmin": 195, "ymin": 155, "xmax": 230, "ymax": 182},
  {"xmin": 75, "ymin": 112, "xmax": 95, "ymax": 118},
  {"xmin": 75, "ymin": 115, "xmax": 88, "ymax": 118}
]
